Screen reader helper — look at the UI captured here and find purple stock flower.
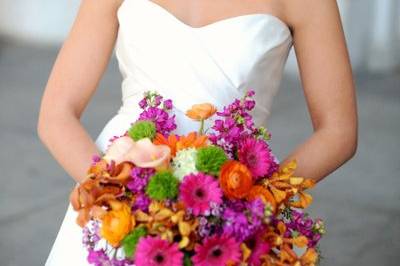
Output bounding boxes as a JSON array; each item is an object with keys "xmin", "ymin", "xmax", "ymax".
[
  {"xmin": 87, "ymin": 249, "xmax": 110, "ymax": 266},
  {"xmin": 133, "ymin": 193, "xmax": 151, "ymax": 212},
  {"xmin": 222, "ymin": 199, "xmax": 266, "ymax": 242},
  {"xmin": 163, "ymin": 99, "xmax": 173, "ymax": 110},
  {"xmin": 209, "ymin": 90, "xmax": 259, "ymax": 157},
  {"xmin": 286, "ymin": 210, "xmax": 325, "ymax": 247},
  {"xmin": 139, "ymin": 98, "xmax": 148, "ymax": 109},
  {"xmin": 137, "ymin": 92, "xmax": 177, "ymax": 135},
  {"xmin": 127, "ymin": 167, "xmax": 155, "ymax": 193},
  {"xmin": 91, "ymin": 155, "xmax": 101, "ymax": 165},
  {"xmin": 139, "ymin": 107, "xmax": 177, "ymax": 135}
]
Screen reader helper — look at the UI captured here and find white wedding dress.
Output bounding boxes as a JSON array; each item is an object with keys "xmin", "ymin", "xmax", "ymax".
[{"xmin": 45, "ymin": 0, "xmax": 293, "ymax": 265}]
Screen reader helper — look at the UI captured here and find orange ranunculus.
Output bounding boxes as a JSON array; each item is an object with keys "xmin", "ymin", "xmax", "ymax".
[
  {"xmin": 100, "ymin": 200, "xmax": 135, "ymax": 247},
  {"xmin": 220, "ymin": 160, "xmax": 253, "ymax": 199},
  {"xmin": 186, "ymin": 103, "xmax": 217, "ymax": 121},
  {"xmin": 247, "ymin": 185, "xmax": 277, "ymax": 213},
  {"xmin": 176, "ymin": 132, "xmax": 208, "ymax": 151}
]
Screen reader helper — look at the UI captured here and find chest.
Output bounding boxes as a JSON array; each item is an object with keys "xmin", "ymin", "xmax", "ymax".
[{"xmin": 149, "ymin": 0, "xmax": 284, "ymax": 29}]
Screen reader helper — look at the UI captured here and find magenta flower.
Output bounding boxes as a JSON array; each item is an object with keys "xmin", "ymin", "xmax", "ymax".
[
  {"xmin": 139, "ymin": 107, "xmax": 176, "ymax": 135},
  {"xmin": 209, "ymin": 90, "xmax": 258, "ymax": 157},
  {"xmin": 238, "ymin": 137, "xmax": 278, "ymax": 179},
  {"xmin": 246, "ymin": 230, "xmax": 271, "ymax": 266},
  {"xmin": 135, "ymin": 236, "xmax": 183, "ymax": 266},
  {"xmin": 193, "ymin": 233, "xmax": 241, "ymax": 266},
  {"xmin": 137, "ymin": 92, "xmax": 177, "ymax": 135},
  {"xmin": 179, "ymin": 173, "xmax": 223, "ymax": 216},
  {"xmin": 132, "ymin": 193, "xmax": 151, "ymax": 212}
]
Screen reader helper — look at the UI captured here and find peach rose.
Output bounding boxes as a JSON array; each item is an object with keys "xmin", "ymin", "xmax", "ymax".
[
  {"xmin": 219, "ymin": 160, "xmax": 253, "ymax": 199},
  {"xmin": 186, "ymin": 103, "xmax": 217, "ymax": 121},
  {"xmin": 100, "ymin": 201, "xmax": 135, "ymax": 247}
]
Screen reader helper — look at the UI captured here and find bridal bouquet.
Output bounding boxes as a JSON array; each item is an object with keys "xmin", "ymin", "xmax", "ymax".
[{"xmin": 70, "ymin": 90, "xmax": 326, "ymax": 266}]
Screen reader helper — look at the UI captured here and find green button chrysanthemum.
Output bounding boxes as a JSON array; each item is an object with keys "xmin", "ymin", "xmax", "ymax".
[
  {"xmin": 195, "ymin": 145, "xmax": 228, "ymax": 176},
  {"xmin": 146, "ymin": 171, "xmax": 179, "ymax": 200},
  {"xmin": 128, "ymin": 120, "xmax": 156, "ymax": 141},
  {"xmin": 122, "ymin": 227, "xmax": 147, "ymax": 258}
]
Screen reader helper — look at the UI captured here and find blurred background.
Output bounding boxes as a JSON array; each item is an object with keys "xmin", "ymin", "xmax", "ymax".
[{"xmin": 0, "ymin": 0, "xmax": 399, "ymax": 265}]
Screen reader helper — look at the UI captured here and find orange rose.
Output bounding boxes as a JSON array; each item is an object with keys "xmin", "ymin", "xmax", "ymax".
[
  {"xmin": 100, "ymin": 201, "xmax": 135, "ymax": 247},
  {"xmin": 220, "ymin": 160, "xmax": 253, "ymax": 199},
  {"xmin": 186, "ymin": 103, "xmax": 217, "ymax": 121},
  {"xmin": 247, "ymin": 185, "xmax": 277, "ymax": 213}
]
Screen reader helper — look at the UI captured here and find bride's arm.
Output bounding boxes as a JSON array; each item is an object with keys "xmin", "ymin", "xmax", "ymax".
[
  {"xmin": 279, "ymin": 0, "xmax": 358, "ymax": 183},
  {"xmin": 38, "ymin": 0, "xmax": 123, "ymax": 183}
]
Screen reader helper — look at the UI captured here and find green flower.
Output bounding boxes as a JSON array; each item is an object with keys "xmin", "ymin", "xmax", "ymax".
[
  {"xmin": 128, "ymin": 120, "xmax": 156, "ymax": 141},
  {"xmin": 195, "ymin": 146, "xmax": 228, "ymax": 176},
  {"xmin": 146, "ymin": 171, "xmax": 179, "ymax": 200},
  {"xmin": 172, "ymin": 148, "xmax": 198, "ymax": 180},
  {"xmin": 122, "ymin": 227, "xmax": 147, "ymax": 258}
]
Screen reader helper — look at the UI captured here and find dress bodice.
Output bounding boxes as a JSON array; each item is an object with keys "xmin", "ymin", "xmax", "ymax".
[
  {"xmin": 116, "ymin": 0, "xmax": 292, "ymax": 118},
  {"xmin": 95, "ymin": 0, "xmax": 293, "ymax": 151}
]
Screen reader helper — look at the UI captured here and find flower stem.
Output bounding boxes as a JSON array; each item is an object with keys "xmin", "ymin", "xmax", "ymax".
[{"xmin": 199, "ymin": 119, "xmax": 205, "ymax": 135}]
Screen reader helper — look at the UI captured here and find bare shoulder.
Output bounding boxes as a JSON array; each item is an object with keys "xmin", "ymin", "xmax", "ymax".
[
  {"xmin": 79, "ymin": 0, "xmax": 124, "ymax": 16},
  {"xmin": 279, "ymin": 0, "xmax": 342, "ymax": 32}
]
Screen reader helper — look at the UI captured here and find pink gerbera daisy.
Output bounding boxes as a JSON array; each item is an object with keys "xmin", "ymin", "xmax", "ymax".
[
  {"xmin": 238, "ymin": 137, "xmax": 278, "ymax": 179},
  {"xmin": 193, "ymin": 233, "xmax": 241, "ymax": 266},
  {"xmin": 246, "ymin": 230, "xmax": 271, "ymax": 266},
  {"xmin": 134, "ymin": 236, "xmax": 183, "ymax": 266},
  {"xmin": 179, "ymin": 173, "xmax": 222, "ymax": 216}
]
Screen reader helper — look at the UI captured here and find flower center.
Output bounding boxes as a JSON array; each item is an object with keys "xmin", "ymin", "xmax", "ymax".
[
  {"xmin": 230, "ymin": 173, "xmax": 241, "ymax": 188},
  {"xmin": 247, "ymin": 238, "xmax": 256, "ymax": 249},
  {"xmin": 195, "ymin": 188, "xmax": 205, "ymax": 199},
  {"xmin": 154, "ymin": 253, "xmax": 165, "ymax": 263},
  {"xmin": 211, "ymin": 247, "xmax": 222, "ymax": 257},
  {"xmin": 247, "ymin": 154, "xmax": 257, "ymax": 166}
]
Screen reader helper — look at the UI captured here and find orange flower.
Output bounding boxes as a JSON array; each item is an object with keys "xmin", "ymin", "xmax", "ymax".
[
  {"xmin": 220, "ymin": 160, "xmax": 253, "ymax": 199},
  {"xmin": 154, "ymin": 133, "xmax": 179, "ymax": 156},
  {"xmin": 153, "ymin": 132, "xmax": 208, "ymax": 156},
  {"xmin": 262, "ymin": 160, "xmax": 315, "ymax": 210},
  {"xmin": 100, "ymin": 200, "xmax": 135, "ymax": 247},
  {"xmin": 247, "ymin": 185, "xmax": 277, "ymax": 213},
  {"xmin": 70, "ymin": 161, "xmax": 133, "ymax": 227},
  {"xmin": 186, "ymin": 103, "xmax": 217, "ymax": 121},
  {"xmin": 176, "ymin": 132, "xmax": 208, "ymax": 151}
]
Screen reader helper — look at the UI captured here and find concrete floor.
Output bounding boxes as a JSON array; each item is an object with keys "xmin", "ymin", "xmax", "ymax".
[{"xmin": 0, "ymin": 39, "xmax": 399, "ymax": 266}]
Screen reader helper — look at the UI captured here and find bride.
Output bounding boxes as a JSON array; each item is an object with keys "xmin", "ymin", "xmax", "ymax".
[{"xmin": 38, "ymin": 0, "xmax": 358, "ymax": 265}]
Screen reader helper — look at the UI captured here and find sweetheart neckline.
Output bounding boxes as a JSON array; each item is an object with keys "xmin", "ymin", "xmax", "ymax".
[{"xmin": 122, "ymin": 0, "xmax": 292, "ymax": 34}]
